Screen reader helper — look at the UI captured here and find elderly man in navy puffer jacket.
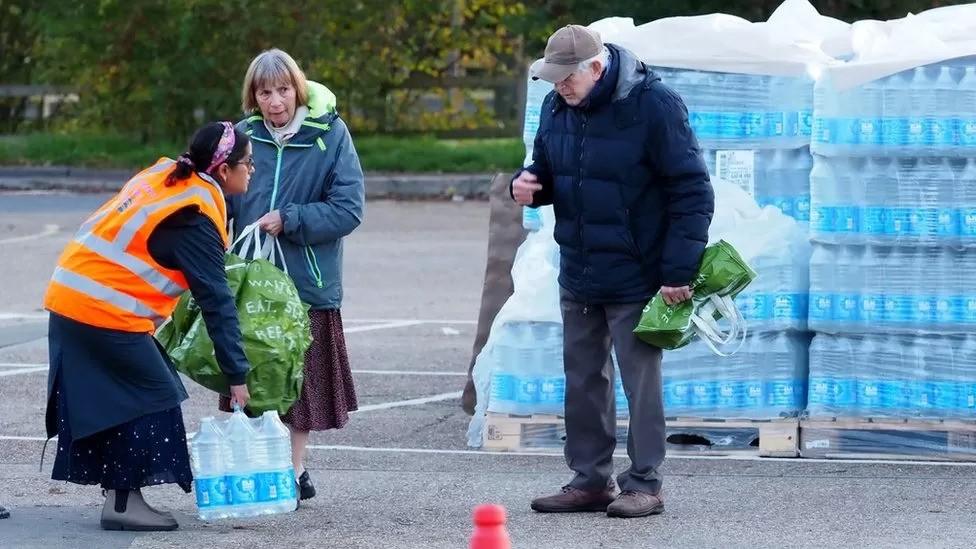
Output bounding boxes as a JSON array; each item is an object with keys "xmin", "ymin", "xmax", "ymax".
[{"xmin": 512, "ymin": 24, "xmax": 714, "ymax": 519}]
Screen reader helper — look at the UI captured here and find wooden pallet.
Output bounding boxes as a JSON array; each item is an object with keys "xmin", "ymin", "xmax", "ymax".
[
  {"xmin": 482, "ymin": 413, "xmax": 799, "ymax": 457},
  {"xmin": 800, "ymin": 418, "xmax": 976, "ymax": 461}
]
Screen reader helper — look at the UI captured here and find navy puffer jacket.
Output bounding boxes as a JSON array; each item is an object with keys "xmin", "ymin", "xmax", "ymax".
[{"xmin": 515, "ymin": 44, "xmax": 714, "ymax": 304}]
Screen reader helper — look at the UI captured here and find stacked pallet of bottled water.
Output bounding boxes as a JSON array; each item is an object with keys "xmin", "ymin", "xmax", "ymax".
[
  {"xmin": 648, "ymin": 67, "xmax": 814, "ymax": 418},
  {"xmin": 486, "ymin": 321, "xmax": 630, "ymax": 418},
  {"xmin": 520, "ymin": 77, "xmax": 553, "ymax": 232},
  {"xmin": 808, "ymin": 57, "xmax": 976, "ymax": 420},
  {"xmin": 190, "ymin": 410, "xmax": 297, "ymax": 521},
  {"xmin": 654, "ymin": 67, "xmax": 814, "ymax": 224}
]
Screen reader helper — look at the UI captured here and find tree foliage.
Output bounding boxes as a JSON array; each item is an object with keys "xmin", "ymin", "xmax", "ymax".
[{"xmin": 7, "ymin": 0, "xmax": 972, "ymax": 138}]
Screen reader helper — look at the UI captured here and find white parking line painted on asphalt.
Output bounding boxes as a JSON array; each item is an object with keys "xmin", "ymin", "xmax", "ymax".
[
  {"xmin": 0, "ymin": 363, "xmax": 466, "ymax": 377},
  {"xmin": 0, "ymin": 367, "xmax": 46, "ymax": 377},
  {"xmin": 0, "ymin": 224, "xmax": 59, "ymax": 245},
  {"xmin": 353, "ymin": 369, "xmax": 467, "ymax": 377},
  {"xmin": 0, "ymin": 312, "xmax": 476, "ymax": 326},
  {"xmin": 1, "ymin": 434, "xmax": 975, "ymax": 467},
  {"xmin": 0, "ymin": 313, "xmax": 48, "ymax": 321},
  {"xmin": 344, "ymin": 320, "xmax": 425, "ymax": 333},
  {"xmin": 352, "ymin": 391, "xmax": 462, "ymax": 413}
]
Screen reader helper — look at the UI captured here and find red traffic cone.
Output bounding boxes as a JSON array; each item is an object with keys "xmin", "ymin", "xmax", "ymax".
[{"xmin": 470, "ymin": 504, "xmax": 511, "ymax": 549}]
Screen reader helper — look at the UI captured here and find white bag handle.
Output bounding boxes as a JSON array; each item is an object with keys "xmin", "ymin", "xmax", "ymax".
[
  {"xmin": 690, "ymin": 294, "xmax": 748, "ymax": 357},
  {"xmin": 230, "ymin": 221, "xmax": 289, "ymax": 274}
]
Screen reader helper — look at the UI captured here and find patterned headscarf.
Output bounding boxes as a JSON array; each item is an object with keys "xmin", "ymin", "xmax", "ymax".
[{"xmin": 206, "ymin": 122, "xmax": 236, "ymax": 174}]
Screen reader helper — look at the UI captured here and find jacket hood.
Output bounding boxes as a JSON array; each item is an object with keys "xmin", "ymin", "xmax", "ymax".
[{"xmin": 242, "ymin": 80, "xmax": 338, "ymax": 144}]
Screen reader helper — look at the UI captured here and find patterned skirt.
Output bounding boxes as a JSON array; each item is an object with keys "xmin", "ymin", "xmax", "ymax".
[
  {"xmin": 51, "ymin": 379, "xmax": 193, "ymax": 492},
  {"xmin": 221, "ymin": 309, "xmax": 358, "ymax": 431}
]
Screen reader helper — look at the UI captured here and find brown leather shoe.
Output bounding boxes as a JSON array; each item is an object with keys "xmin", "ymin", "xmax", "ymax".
[
  {"xmin": 606, "ymin": 490, "xmax": 665, "ymax": 518},
  {"xmin": 530, "ymin": 484, "xmax": 618, "ymax": 513}
]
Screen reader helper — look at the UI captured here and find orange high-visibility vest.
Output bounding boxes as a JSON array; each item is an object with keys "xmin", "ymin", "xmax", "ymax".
[{"xmin": 43, "ymin": 158, "xmax": 230, "ymax": 333}]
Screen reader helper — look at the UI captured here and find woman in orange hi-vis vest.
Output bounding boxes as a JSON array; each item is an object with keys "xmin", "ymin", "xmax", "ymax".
[{"xmin": 42, "ymin": 122, "xmax": 254, "ymax": 532}]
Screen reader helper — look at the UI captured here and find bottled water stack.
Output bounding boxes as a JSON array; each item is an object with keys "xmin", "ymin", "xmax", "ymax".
[
  {"xmin": 487, "ymin": 321, "xmax": 630, "ymax": 418},
  {"xmin": 651, "ymin": 67, "xmax": 815, "ymax": 418},
  {"xmin": 520, "ymin": 77, "xmax": 553, "ymax": 231},
  {"xmin": 190, "ymin": 410, "xmax": 297, "ymax": 521},
  {"xmin": 662, "ymin": 332, "xmax": 809, "ymax": 419},
  {"xmin": 655, "ymin": 67, "xmax": 815, "ymax": 223},
  {"xmin": 808, "ymin": 58, "xmax": 976, "ymax": 420}
]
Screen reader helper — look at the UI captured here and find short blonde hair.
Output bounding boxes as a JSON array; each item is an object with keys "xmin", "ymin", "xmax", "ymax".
[{"xmin": 241, "ymin": 49, "xmax": 310, "ymax": 114}]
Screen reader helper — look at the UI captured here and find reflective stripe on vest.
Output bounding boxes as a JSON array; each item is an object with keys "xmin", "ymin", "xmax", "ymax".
[
  {"xmin": 51, "ymin": 267, "xmax": 167, "ymax": 327},
  {"xmin": 73, "ymin": 233, "xmax": 186, "ymax": 298}
]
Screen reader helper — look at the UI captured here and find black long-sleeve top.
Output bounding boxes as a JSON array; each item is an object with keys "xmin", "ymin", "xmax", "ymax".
[{"xmin": 148, "ymin": 207, "xmax": 249, "ymax": 386}]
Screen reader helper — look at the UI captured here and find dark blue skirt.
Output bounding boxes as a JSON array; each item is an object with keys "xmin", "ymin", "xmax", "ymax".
[
  {"xmin": 50, "ymin": 377, "xmax": 193, "ymax": 492},
  {"xmin": 46, "ymin": 313, "xmax": 193, "ymax": 492}
]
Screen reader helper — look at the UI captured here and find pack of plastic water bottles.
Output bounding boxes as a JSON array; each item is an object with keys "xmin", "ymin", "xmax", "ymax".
[
  {"xmin": 806, "ymin": 15, "xmax": 976, "ymax": 421},
  {"xmin": 653, "ymin": 67, "xmax": 815, "ymax": 224},
  {"xmin": 189, "ymin": 410, "xmax": 297, "ymax": 520}
]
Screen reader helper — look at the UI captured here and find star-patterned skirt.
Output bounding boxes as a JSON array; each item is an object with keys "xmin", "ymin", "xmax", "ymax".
[{"xmin": 50, "ymin": 380, "xmax": 193, "ymax": 492}]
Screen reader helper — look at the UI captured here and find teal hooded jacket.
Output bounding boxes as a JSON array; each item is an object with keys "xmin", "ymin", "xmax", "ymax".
[{"xmin": 231, "ymin": 81, "xmax": 365, "ymax": 310}]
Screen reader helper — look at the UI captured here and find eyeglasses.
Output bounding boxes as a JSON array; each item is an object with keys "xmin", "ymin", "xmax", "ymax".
[{"xmin": 235, "ymin": 157, "xmax": 255, "ymax": 170}]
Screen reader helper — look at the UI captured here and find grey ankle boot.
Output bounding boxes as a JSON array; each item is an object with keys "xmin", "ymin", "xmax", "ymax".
[{"xmin": 100, "ymin": 489, "xmax": 178, "ymax": 531}]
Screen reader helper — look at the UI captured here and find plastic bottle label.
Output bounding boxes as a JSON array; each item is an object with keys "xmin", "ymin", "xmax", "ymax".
[
  {"xmin": 766, "ymin": 381, "xmax": 798, "ymax": 408},
  {"xmin": 538, "ymin": 377, "xmax": 565, "ymax": 406},
  {"xmin": 809, "ymin": 377, "xmax": 834, "ymax": 408},
  {"xmin": 834, "ymin": 293, "xmax": 860, "ymax": 323},
  {"xmin": 934, "ymin": 296, "xmax": 958, "ymax": 326},
  {"xmin": 927, "ymin": 118, "xmax": 955, "ymax": 147},
  {"xmin": 906, "ymin": 118, "xmax": 926, "ymax": 146},
  {"xmin": 766, "ymin": 112, "xmax": 786, "ymax": 136},
  {"xmin": 736, "ymin": 293, "xmax": 769, "ymax": 321},
  {"xmin": 690, "ymin": 381, "xmax": 718, "ymax": 409},
  {"xmin": 858, "ymin": 118, "xmax": 882, "ymax": 145},
  {"xmin": 690, "ymin": 112, "xmax": 722, "ymax": 139},
  {"xmin": 863, "ymin": 207, "xmax": 887, "ymax": 235},
  {"xmin": 834, "ymin": 207, "xmax": 859, "ymax": 234},
  {"xmin": 879, "ymin": 379, "xmax": 910, "ymax": 410},
  {"xmin": 799, "ymin": 110, "xmax": 813, "ymax": 137},
  {"xmin": 910, "ymin": 208, "xmax": 938, "ymax": 237},
  {"xmin": 228, "ymin": 473, "xmax": 258, "ymax": 505},
  {"xmin": 810, "ymin": 293, "xmax": 834, "ymax": 322},
  {"xmin": 515, "ymin": 377, "xmax": 538, "ymax": 404},
  {"xmin": 960, "ymin": 209, "xmax": 976, "ymax": 237},
  {"xmin": 882, "ymin": 118, "xmax": 908, "ymax": 147},
  {"xmin": 256, "ymin": 472, "xmax": 280, "ymax": 502},
  {"xmin": 885, "ymin": 295, "xmax": 912, "ymax": 325},
  {"xmin": 795, "ymin": 195, "xmax": 811, "ymax": 222},
  {"xmin": 960, "ymin": 119, "xmax": 976, "ymax": 146},
  {"xmin": 858, "ymin": 379, "xmax": 882, "ymax": 408},
  {"xmin": 932, "ymin": 381, "xmax": 959, "ymax": 412},
  {"xmin": 665, "ymin": 380, "xmax": 691, "ymax": 407},
  {"xmin": 911, "ymin": 296, "xmax": 935, "ymax": 324},
  {"xmin": 936, "ymin": 208, "xmax": 959, "ymax": 237},
  {"xmin": 742, "ymin": 381, "xmax": 764, "ymax": 408},
  {"xmin": 961, "ymin": 298, "xmax": 976, "ymax": 324},
  {"xmin": 860, "ymin": 294, "xmax": 885, "ymax": 322},
  {"xmin": 195, "ymin": 476, "xmax": 229, "ymax": 509},
  {"xmin": 716, "ymin": 381, "xmax": 742, "ymax": 408},
  {"xmin": 811, "ymin": 207, "xmax": 835, "ymax": 234},
  {"xmin": 832, "ymin": 378, "xmax": 857, "ymax": 408},
  {"xmin": 885, "ymin": 208, "xmax": 913, "ymax": 237}
]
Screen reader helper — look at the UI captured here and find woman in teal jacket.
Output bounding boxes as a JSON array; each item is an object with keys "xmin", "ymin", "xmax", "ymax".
[{"xmin": 225, "ymin": 49, "xmax": 365, "ymax": 501}]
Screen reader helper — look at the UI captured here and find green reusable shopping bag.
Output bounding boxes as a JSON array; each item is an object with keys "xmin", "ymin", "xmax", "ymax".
[
  {"xmin": 157, "ymin": 224, "xmax": 311, "ymax": 415},
  {"xmin": 633, "ymin": 240, "xmax": 756, "ymax": 353}
]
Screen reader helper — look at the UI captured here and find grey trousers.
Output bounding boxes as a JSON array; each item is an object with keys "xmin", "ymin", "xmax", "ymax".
[{"xmin": 561, "ymin": 290, "xmax": 666, "ymax": 495}]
